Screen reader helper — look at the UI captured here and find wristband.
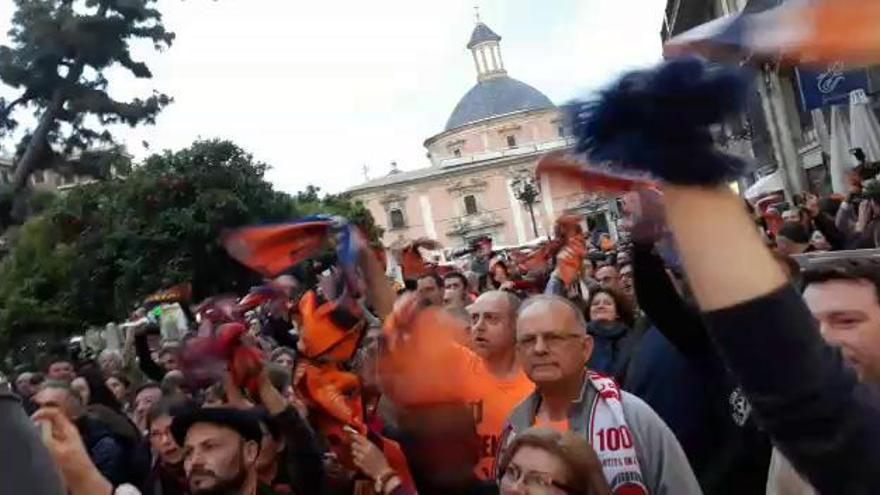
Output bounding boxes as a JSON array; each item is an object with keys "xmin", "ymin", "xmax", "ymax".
[{"xmin": 373, "ymin": 469, "xmax": 396, "ymax": 493}]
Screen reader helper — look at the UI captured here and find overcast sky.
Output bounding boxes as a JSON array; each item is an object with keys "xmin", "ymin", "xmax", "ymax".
[{"xmin": 0, "ymin": 0, "xmax": 667, "ymax": 194}]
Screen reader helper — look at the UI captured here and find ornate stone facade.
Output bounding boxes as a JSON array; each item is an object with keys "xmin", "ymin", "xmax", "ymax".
[{"xmin": 347, "ymin": 20, "xmax": 616, "ymax": 249}]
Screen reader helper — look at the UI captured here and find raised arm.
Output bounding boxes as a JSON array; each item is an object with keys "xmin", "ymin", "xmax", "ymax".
[
  {"xmin": 133, "ymin": 329, "xmax": 165, "ymax": 382},
  {"xmin": 664, "ymin": 184, "xmax": 880, "ymax": 494},
  {"xmin": 559, "ymin": 55, "xmax": 880, "ymax": 494},
  {"xmin": 631, "ymin": 240, "xmax": 709, "ymax": 356}
]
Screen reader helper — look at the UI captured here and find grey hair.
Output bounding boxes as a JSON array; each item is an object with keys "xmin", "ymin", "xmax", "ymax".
[
  {"xmin": 98, "ymin": 349, "xmax": 123, "ymax": 364},
  {"xmin": 39, "ymin": 379, "xmax": 84, "ymax": 405},
  {"xmin": 517, "ymin": 294, "xmax": 587, "ymax": 333}
]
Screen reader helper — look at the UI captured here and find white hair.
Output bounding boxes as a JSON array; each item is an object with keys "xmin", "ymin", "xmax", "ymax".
[{"xmin": 517, "ymin": 294, "xmax": 587, "ymax": 333}]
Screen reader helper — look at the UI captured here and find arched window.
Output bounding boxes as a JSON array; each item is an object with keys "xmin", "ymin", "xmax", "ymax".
[
  {"xmin": 464, "ymin": 194, "xmax": 478, "ymax": 215},
  {"xmin": 389, "ymin": 208, "xmax": 405, "ymax": 229}
]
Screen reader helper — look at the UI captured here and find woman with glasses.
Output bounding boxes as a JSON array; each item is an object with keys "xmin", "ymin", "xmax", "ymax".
[{"xmin": 497, "ymin": 427, "xmax": 610, "ymax": 495}]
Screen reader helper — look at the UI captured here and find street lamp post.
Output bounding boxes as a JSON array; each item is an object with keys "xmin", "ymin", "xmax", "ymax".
[{"xmin": 513, "ymin": 177, "xmax": 540, "ymax": 238}]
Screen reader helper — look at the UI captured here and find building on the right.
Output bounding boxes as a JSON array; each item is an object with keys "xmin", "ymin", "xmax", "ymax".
[{"xmin": 661, "ymin": 0, "xmax": 880, "ymax": 200}]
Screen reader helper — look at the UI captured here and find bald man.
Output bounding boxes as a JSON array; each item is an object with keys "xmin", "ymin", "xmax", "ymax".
[
  {"xmin": 465, "ymin": 291, "xmax": 534, "ymax": 479},
  {"xmin": 502, "ymin": 294, "xmax": 700, "ymax": 494}
]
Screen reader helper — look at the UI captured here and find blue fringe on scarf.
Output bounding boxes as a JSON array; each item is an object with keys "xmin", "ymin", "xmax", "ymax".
[{"xmin": 568, "ymin": 57, "xmax": 751, "ymax": 185}]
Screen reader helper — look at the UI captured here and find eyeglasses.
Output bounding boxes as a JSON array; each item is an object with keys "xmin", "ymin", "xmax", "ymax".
[
  {"xmin": 515, "ymin": 332, "xmax": 582, "ymax": 351},
  {"xmin": 500, "ymin": 464, "xmax": 572, "ymax": 494}
]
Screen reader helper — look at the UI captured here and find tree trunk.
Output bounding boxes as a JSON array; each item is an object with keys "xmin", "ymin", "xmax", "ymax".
[
  {"xmin": 10, "ymin": 1, "xmax": 109, "ymax": 195},
  {"xmin": 10, "ymin": 90, "xmax": 65, "ymax": 192}
]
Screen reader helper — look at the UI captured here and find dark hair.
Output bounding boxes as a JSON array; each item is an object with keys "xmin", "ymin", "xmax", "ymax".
[
  {"xmin": 819, "ymin": 197, "xmax": 842, "ymax": 218},
  {"xmin": 803, "ymin": 258, "xmax": 880, "ymax": 302},
  {"xmin": 107, "ymin": 373, "xmax": 131, "ymax": 389},
  {"xmin": 146, "ymin": 397, "xmax": 196, "ymax": 430},
  {"xmin": 252, "ymin": 406, "xmax": 283, "ymax": 440},
  {"xmin": 443, "ymin": 272, "xmax": 468, "ymax": 289},
  {"xmin": 134, "ymin": 381, "xmax": 161, "ymax": 400},
  {"xmin": 30, "ymin": 372, "xmax": 45, "ymax": 386},
  {"xmin": 586, "ymin": 288, "xmax": 634, "ymax": 327},
  {"xmin": 778, "ymin": 222, "xmax": 811, "ymax": 244},
  {"xmin": 77, "ymin": 363, "xmax": 123, "ymax": 412},
  {"xmin": 497, "ymin": 427, "xmax": 611, "ymax": 495},
  {"xmin": 45, "ymin": 357, "xmax": 73, "ymax": 373},
  {"xmin": 417, "ymin": 272, "xmax": 443, "ymax": 288}
]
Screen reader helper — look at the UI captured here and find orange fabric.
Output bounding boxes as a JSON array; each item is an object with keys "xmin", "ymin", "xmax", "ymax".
[
  {"xmin": 222, "ymin": 220, "xmax": 332, "ymax": 277},
  {"xmin": 144, "ymin": 282, "xmax": 192, "ymax": 305},
  {"xmin": 555, "ymin": 234, "xmax": 587, "ymax": 286},
  {"xmin": 534, "ymin": 416, "xmax": 570, "ymax": 433},
  {"xmin": 297, "ymin": 291, "xmax": 363, "ymax": 362},
  {"xmin": 294, "ymin": 361, "xmax": 367, "ymax": 470},
  {"xmin": 790, "ymin": 0, "xmax": 880, "ymax": 65},
  {"xmin": 463, "ymin": 352, "xmax": 535, "ymax": 480},
  {"xmin": 380, "ymin": 295, "xmax": 534, "ymax": 480},
  {"xmin": 536, "ymin": 151, "xmax": 656, "ymax": 194},
  {"xmin": 398, "ymin": 238, "xmax": 441, "ymax": 280}
]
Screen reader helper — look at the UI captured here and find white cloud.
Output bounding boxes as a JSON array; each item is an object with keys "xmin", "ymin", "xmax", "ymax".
[{"xmin": 0, "ymin": 0, "xmax": 666, "ymax": 193}]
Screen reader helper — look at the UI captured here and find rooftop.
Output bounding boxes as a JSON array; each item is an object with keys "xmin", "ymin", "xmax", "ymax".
[{"xmin": 445, "ymin": 76, "xmax": 554, "ymax": 131}]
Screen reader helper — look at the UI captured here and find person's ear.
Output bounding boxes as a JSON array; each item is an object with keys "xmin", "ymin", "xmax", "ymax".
[
  {"xmin": 243, "ymin": 440, "xmax": 260, "ymax": 465},
  {"xmin": 581, "ymin": 334, "xmax": 594, "ymax": 364}
]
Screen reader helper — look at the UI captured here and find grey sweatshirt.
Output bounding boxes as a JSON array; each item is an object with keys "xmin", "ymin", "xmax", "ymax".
[
  {"xmin": 0, "ymin": 383, "xmax": 65, "ymax": 495},
  {"xmin": 502, "ymin": 378, "xmax": 702, "ymax": 495}
]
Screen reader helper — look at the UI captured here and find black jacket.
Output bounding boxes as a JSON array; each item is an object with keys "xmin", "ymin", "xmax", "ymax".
[
  {"xmin": 705, "ymin": 286, "xmax": 880, "ymax": 494},
  {"xmin": 625, "ymin": 242, "xmax": 770, "ymax": 494},
  {"xmin": 77, "ymin": 414, "xmax": 132, "ymax": 486}
]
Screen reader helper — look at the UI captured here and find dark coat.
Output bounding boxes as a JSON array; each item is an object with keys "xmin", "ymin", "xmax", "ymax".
[
  {"xmin": 586, "ymin": 320, "xmax": 641, "ymax": 382},
  {"xmin": 77, "ymin": 414, "xmax": 132, "ymax": 486}
]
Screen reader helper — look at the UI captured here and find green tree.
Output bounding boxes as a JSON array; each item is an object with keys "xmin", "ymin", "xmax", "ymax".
[
  {"xmin": 0, "ymin": 139, "xmax": 380, "ymax": 359},
  {"xmin": 0, "ymin": 0, "xmax": 173, "ymax": 225},
  {"xmin": 0, "ymin": 139, "xmax": 293, "ymax": 354}
]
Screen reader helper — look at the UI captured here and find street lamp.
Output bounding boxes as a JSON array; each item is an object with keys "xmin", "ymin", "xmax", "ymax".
[{"xmin": 512, "ymin": 176, "xmax": 540, "ymax": 238}]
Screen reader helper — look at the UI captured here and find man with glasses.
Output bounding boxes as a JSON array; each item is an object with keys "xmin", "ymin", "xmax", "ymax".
[{"xmin": 500, "ymin": 294, "xmax": 700, "ymax": 494}]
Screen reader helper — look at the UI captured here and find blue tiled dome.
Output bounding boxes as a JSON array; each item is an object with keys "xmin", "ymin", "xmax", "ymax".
[{"xmin": 444, "ymin": 76, "xmax": 554, "ymax": 131}]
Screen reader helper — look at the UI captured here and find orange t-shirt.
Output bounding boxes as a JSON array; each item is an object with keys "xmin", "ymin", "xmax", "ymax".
[
  {"xmin": 533, "ymin": 415, "xmax": 570, "ymax": 433},
  {"xmin": 463, "ymin": 352, "xmax": 535, "ymax": 480}
]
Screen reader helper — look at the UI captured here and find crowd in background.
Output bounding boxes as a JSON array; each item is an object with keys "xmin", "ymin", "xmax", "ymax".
[{"xmin": 4, "ymin": 164, "xmax": 880, "ymax": 495}]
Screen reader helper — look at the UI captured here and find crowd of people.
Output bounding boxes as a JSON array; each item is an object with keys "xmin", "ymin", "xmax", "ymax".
[{"xmin": 4, "ymin": 58, "xmax": 880, "ymax": 495}]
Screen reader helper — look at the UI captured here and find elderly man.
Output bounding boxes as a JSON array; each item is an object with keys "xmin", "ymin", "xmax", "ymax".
[
  {"xmin": 466, "ymin": 290, "xmax": 535, "ymax": 479},
  {"xmin": 33, "ymin": 380, "xmax": 131, "ymax": 486},
  {"xmin": 172, "ymin": 407, "xmax": 275, "ymax": 495},
  {"xmin": 502, "ymin": 294, "xmax": 700, "ymax": 494}
]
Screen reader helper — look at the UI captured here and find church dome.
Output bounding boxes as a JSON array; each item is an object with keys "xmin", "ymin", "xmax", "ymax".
[{"xmin": 444, "ymin": 76, "xmax": 554, "ymax": 131}]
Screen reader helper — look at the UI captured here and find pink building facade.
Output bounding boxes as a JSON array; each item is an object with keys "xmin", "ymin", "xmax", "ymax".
[{"xmin": 347, "ymin": 21, "xmax": 617, "ymax": 250}]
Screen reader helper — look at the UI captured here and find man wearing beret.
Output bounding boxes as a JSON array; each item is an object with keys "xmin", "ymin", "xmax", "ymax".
[{"xmin": 172, "ymin": 407, "xmax": 281, "ymax": 495}]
